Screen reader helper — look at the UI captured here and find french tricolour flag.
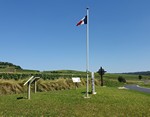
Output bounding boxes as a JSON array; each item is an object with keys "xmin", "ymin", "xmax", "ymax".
[{"xmin": 76, "ymin": 15, "xmax": 87, "ymax": 26}]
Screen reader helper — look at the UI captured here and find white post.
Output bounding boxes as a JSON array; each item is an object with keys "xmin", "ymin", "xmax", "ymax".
[
  {"xmin": 85, "ymin": 8, "xmax": 90, "ymax": 98},
  {"xmin": 91, "ymin": 72, "xmax": 97, "ymax": 94},
  {"xmin": 34, "ymin": 81, "xmax": 37, "ymax": 93}
]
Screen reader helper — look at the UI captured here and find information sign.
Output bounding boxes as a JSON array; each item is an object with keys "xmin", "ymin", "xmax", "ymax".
[{"xmin": 72, "ymin": 77, "xmax": 81, "ymax": 83}]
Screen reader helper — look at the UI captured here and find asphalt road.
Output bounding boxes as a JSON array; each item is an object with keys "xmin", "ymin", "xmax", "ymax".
[{"xmin": 125, "ymin": 85, "xmax": 150, "ymax": 94}]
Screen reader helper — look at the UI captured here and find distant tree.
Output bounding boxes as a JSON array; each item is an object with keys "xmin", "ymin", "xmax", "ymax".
[
  {"xmin": 15, "ymin": 65, "xmax": 22, "ymax": 70},
  {"xmin": 118, "ymin": 76, "xmax": 126, "ymax": 83},
  {"xmin": 138, "ymin": 75, "xmax": 142, "ymax": 80},
  {"xmin": 97, "ymin": 67, "xmax": 106, "ymax": 86}
]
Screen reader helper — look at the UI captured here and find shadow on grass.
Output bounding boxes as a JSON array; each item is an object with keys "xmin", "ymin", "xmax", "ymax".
[
  {"xmin": 81, "ymin": 91, "xmax": 92, "ymax": 94},
  {"xmin": 17, "ymin": 97, "xmax": 27, "ymax": 100}
]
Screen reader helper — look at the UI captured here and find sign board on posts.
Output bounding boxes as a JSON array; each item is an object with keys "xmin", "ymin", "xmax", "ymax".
[
  {"xmin": 72, "ymin": 77, "xmax": 81, "ymax": 83},
  {"xmin": 23, "ymin": 76, "xmax": 41, "ymax": 99}
]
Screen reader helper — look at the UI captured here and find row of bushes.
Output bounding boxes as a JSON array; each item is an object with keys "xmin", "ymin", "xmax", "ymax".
[
  {"xmin": 0, "ymin": 73, "xmax": 89, "ymax": 80},
  {"xmin": 0, "ymin": 73, "xmax": 30, "ymax": 80},
  {"xmin": 0, "ymin": 73, "xmax": 138, "ymax": 83}
]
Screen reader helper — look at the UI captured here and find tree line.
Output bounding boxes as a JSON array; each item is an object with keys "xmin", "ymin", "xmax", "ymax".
[{"xmin": 0, "ymin": 62, "xmax": 22, "ymax": 69}]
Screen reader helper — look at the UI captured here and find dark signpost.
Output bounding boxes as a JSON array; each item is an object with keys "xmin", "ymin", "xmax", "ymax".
[{"xmin": 97, "ymin": 67, "xmax": 106, "ymax": 86}]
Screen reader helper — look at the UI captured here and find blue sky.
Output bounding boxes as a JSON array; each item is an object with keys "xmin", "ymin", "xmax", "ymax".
[{"xmin": 0, "ymin": 0, "xmax": 150, "ymax": 73}]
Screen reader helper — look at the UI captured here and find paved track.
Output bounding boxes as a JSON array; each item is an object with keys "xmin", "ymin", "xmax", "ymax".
[{"xmin": 125, "ymin": 85, "xmax": 150, "ymax": 94}]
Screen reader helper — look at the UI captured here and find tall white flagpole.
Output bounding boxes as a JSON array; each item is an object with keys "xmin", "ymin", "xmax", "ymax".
[{"xmin": 85, "ymin": 7, "xmax": 89, "ymax": 98}]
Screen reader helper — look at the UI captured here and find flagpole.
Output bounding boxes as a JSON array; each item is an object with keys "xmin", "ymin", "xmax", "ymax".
[{"xmin": 85, "ymin": 7, "xmax": 89, "ymax": 98}]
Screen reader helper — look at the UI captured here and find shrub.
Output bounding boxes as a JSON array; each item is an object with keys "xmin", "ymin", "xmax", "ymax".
[
  {"xmin": 118, "ymin": 76, "xmax": 126, "ymax": 83},
  {"xmin": 104, "ymin": 79, "xmax": 124, "ymax": 87},
  {"xmin": 138, "ymin": 75, "xmax": 142, "ymax": 80}
]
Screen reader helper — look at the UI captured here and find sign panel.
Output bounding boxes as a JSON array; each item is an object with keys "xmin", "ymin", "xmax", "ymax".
[
  {"xmin": 24, "ymin": 76, "xmax": 40, "ymax": 86},
  {"xmin": 72, "ymin": 77, "xmax": 81, "ymax": 83},
  {"xmin": 24, "ymin": 76, "xmax": 34, "ymax": 86}
]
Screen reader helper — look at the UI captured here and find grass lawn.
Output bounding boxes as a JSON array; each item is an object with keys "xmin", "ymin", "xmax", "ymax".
[{"xmin": 0, "ymin": 86, "xmax": 150, "ymax": 117}]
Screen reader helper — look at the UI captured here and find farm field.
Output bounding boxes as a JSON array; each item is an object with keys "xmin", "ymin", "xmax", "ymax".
[{"xmin": 0, "ymin": 86, "xmax": 150, "ymax": 117}]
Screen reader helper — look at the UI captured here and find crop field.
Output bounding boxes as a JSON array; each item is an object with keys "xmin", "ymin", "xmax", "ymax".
[{"xmin": 0, "ymin": 86, "xmax": 150, "ymax": 117}]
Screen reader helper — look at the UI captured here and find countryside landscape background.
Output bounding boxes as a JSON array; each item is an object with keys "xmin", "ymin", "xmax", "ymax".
[
  {"xmin": 1, "ymin": 0, "xmax": 150, "ymax": 116},
  {"xmin": 0, "ymin": 61, "xmax": 150, "ymax": 116}
]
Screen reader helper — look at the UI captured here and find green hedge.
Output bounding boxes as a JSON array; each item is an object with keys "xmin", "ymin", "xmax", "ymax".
[{"xmin": 0, "ymin": 73, "xmax": 88, "ymax": 80}]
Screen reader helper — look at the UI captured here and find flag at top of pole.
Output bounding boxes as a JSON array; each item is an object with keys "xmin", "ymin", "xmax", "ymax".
[
  {"xmin": 76, "ymin": 15, "xmax": 87, "ymax": 26},
  {"xmin": 76, "ymin": 8, "xmax": 90, "ymax": 98}
]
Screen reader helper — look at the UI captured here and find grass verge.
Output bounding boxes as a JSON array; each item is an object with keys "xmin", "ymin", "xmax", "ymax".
[{"xmin": 0, "ymin": 86, "xmax": 150, "ymax": 117}]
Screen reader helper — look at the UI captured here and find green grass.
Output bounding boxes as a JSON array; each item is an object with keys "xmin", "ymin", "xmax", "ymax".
[{"xmin": 0, "ymin": 86, "xmax": 150, "ymax": 117}]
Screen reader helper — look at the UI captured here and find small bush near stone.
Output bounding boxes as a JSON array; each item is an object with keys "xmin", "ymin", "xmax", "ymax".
[{"xmin": 118, "ymin": 76, "xmax": 126, "ymax": 83}]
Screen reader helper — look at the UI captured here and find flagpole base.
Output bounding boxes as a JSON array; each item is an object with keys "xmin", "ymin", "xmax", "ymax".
[
  {"xmin": 84, "ymin": 93, "xmax": 90, "ymax": 98},
  {"xmin": 84, "ymin": 96, "xmax": 90, "ymax": 99},
  {"xmin": 92, "ymin": 92, "xmax": 97, "ymax": 95}
]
